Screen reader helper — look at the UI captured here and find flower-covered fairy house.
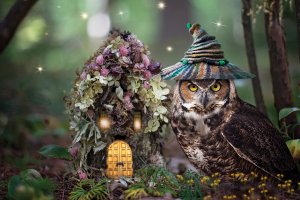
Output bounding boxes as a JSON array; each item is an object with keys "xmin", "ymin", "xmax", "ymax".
[{"xmin": 65, "ymin": 29, "xmax": 171, "ymax": 179}]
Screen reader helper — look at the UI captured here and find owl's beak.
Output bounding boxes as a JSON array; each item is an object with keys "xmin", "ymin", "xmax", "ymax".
[{"xmin": 200, "ymin": 93, "xmax": 209, "ymax": 109}]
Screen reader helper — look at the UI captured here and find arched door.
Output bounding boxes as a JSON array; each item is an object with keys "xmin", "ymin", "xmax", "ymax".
[{"xmin": 106, "ymin": 140, "xmax": 133, "ymax": 179}]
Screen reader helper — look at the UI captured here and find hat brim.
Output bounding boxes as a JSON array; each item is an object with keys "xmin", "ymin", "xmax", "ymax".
[{"xmin": 161, "ymin": 62, "xmax": 255, "ymax": 80}]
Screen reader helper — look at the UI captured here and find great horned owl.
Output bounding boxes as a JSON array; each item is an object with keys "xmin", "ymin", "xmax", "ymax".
[{"xmin": 171, "ymin": 79, "xmax": 300, "ymax": 182}]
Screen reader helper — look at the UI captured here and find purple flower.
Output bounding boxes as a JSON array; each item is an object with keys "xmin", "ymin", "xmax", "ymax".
[
  {"xmin": 80, "ymin": 71, "xmax": 87, "ymax": 80},
  {"xmin": 103, "ymin": 47, "xmax": 110, "ymax": 55},
  {"xmin": 111, "ymin": 65, "xmax": 124, "ymax": 76},
  {"xmin": 96, "ymin": 54, "xmax": 104, "ymax": 65},
  {"xmin": 92, "ymin": 63, "xmax": 100, "ymax": 70},
  {"xmin": 100, "ymin": 68, "xmax": 109, "ymax": 77},
  {"xmin": 85, "ymin": 64, "xmax": 92, "ymax": 69},
  {"xmin": 148, "ymin": 62, "xmax": 161, "ymax": 73},
  {"xmin": 134, "ymin": 63, "xmax": 145, "ymax": 71},
  {"xmin": 119, "ymin": 46, "xmax": 129, "ymax": 56},
  {"xmin": 78, "ymin": 169, "xmax": 87, "ymax": 180},
  {"xmin": 143, "ymin": 70, "xmax": 152, "ymax": 80},
  {"xmin": 142, "ymin": 54, "xmax": 150, "ymax": 68},
  {"xmin": 143, "ymin": 81, "xmax": 151, "ymax": 89}
]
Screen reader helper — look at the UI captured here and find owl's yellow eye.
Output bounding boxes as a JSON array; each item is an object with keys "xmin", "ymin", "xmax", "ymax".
[
  {"xmin": 188, "ymin": 84, "xmax": 198, "ymax": 92},
  {"xmin": 211, "ymin": 83, "xmax": 221, "ymax": 92}
]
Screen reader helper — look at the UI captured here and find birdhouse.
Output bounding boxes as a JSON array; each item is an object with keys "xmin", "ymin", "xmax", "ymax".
[{"xmin": 65, "ymin": 29, "xmax": 171, "ymax": 179}]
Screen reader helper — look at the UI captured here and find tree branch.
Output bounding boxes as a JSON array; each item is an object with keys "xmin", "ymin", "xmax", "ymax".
[
  {"xmin": 241, "ymin": 0, "xmax": 267, "ymax": 114},
  {"xmin": 295, "ymin": 0, "xmax": 300, "ymax": 63},
  {"xmin": 0, "ymin": 0, "xmax": 38, "ymax": 53}
]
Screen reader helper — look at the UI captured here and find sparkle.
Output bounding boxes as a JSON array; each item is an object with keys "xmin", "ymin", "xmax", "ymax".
[
  {"xmin": 57, "ymin": 5, "xmax": 61, "ymax": 9},
  {"xmin": 119, "ymin": 11, "xmax": 124, "ymax": 16},
  {"xmin": 44, "ymin": 32, "xmax": 49, "ymax": 36},
  {"xmin": 166, "ymin": 46, "xmax": 173, "ymax": 52},
  {"xmin": 37, "ymin": 66, "xmax": 43, "ymax": 72},
  {"xmin": 81, "ymin": 12, "xmax": 89, "ymax": 20},
  {"xmin": 158, "ymin": 2, "xmax": 166, "ymax": 10},
  {"xmin": 212, "ymin": 21, "xmax": 225, "ymax": 28}
]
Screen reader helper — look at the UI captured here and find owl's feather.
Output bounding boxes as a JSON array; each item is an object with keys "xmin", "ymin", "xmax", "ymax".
[{"xmin": 222, "ymin": 99, "xmax": 300, "ymax": 181}]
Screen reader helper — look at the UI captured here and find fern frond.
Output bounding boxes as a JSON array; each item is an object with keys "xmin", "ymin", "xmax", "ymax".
[{"xmin": 68, "ymin": 179, "xmax": 108, "ymax": 200}]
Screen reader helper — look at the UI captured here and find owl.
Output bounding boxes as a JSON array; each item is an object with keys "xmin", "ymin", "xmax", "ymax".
[{"xmin": 171, "ymin": 79, "xmax": 300, "ymax": 182}]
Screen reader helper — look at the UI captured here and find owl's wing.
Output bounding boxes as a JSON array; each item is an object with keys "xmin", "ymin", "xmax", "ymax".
[{"xmin": 221, "ymin": 101, "xmax": 299, "ymax": 180}]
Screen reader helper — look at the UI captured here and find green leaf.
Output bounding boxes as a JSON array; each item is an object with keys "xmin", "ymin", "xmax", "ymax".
[
  {"xmin": 279, "ymin": 107, "xmax": 300, "ymax": 120},
  {"xmin": 39, "ymin": 144, "xmax": 72, "ymax": 160},
  {"xmin": 7, "ymin": 175, "xmax": 21, "ymax": 199},
  {"xmin": 157, "ymin": 106, "xmax": 167, "ymax": 114},
  {"xmin": 93, "ymin": 141, "xmax": 107, "ymax": 154},
  {"xmin": 286, "ymin": 139, "xmax": 300, "ymax": 160},
  {"xmin": 116, "ymin": 86, "xmax": 124, "ymax": 101}
]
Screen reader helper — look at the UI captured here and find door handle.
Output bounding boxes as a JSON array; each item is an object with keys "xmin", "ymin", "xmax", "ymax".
[{"xmin": 116, "ymin": 162, "xmax": 124, "ymax": 167}]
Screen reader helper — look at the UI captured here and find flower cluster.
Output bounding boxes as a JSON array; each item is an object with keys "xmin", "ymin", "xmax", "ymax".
[{"xmin": 80, "ymin": 30, "xmax": 161, "ymax": 83}]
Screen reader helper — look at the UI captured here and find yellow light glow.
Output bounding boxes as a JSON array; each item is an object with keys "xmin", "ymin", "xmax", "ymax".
[
  {"xmin": 166, "ymin": 46, "xmax": 173, "ymax": 52},
  {"xmin": 98, "ymin": 113, "xmax": 110, "ymax": 130},
  {"xmin": 212, "ymin": 21, "xmax": 225, "ymax": 28},
  {"xmin": 158, "ymin": 2, "xmax": 166, "ymax": 10},
  {"xmin": 133, "ymin": 112, "xmax": 142, "ymax": 131},
  {"xmin": 37, "ymin": 66, "xmax": 43, "ymax": 72},
  {"xmin": 81, "ymin": 12, "xmax": 89, "ymax": 20}
]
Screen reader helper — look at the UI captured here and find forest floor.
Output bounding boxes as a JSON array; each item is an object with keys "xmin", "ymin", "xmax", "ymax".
[{"xmin": 0, "ymin": 130, "xmax": 193, "ymax": 199}]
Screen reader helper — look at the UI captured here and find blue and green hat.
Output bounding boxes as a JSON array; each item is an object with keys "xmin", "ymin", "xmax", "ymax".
[{"xmin": 161, "ymin": 23, "xmax": 255, "ymax": 80}]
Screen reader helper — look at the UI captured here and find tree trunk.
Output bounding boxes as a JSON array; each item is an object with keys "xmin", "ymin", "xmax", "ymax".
[
  {"xmin": 264, "ymin": 0, "xmax": 299, "ymax": 138},
  {"xmin": 296, "ymin": 0, "xmax": 300, "ymax": 62},
  {"xmin": 241, "ymin": 0, "xmax": 267, "ymax": 114},
  {"xmin": 0, "ymin": 0, "xmax": 38, "ymax": 53}
]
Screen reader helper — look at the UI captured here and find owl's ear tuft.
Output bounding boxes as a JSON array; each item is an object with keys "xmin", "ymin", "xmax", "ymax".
[{"xmin": 229, "ymin": 80, "xmax": 237, "ymax": 99}]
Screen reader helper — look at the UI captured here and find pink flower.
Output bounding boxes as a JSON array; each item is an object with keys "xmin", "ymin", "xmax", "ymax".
[
  {"xmin": 142, "ymin": 54, "xmax": 150, "ymax": 68},
  {"xmin": 119, "ymin": 46, "xmax": 129, "ymax": 56},
  {"xmin": 80, "ymin": 71, "xmax": 87, "ymax": 80},
  {"xmin": 100, "ymin": 68, "xmax": 109, "ymax": 77},
  {"xmin": 143, "ymin": 70, "xmax": 152, "ymax": 80},
  {"xmin": 68, "ymin": 144, "xmax": 80, "ymax": 158},
  {"xmin": 87, "ymin": 109, "xmax": 95, "ymax": 118},
  {"xmin": 124, "ymin": 94, "xmax": 131, "ymax": 103},
  {"xmin": 125, "ymin": 102, "xmax": 134, "ymax": 110},
  {"xmin": 96, "ymin": 54, "xmax": 104, "ymax": 65},
  {"xmin": 143, "ymin": 81, "xmax": 151, "ymax": 89},
  {"xmin": 123, "ymin": 93, "xmax": 134, "ymax": 110},
  {"xmin": 78, "ymin": 169, "xmax": 87, "ymax": 180}
]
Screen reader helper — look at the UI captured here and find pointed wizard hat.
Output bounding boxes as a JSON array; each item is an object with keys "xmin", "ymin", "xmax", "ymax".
[{"xmin": 161, "ymin": 23, "xmax": 255, "ymax": 80}]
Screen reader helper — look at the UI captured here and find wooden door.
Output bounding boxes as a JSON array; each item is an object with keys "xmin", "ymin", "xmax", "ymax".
[{"xmin": 106, "ymin": 140, "xmax": 133, "ymax": 179}]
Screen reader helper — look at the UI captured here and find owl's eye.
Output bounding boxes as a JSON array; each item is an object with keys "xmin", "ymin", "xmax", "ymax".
[
  {"xmin": 211, "ymin": 83, "xmax": 221, "ymax": 92},
  {"xmin": 188, "ymin": 84, "xmax": 198, "ymax": 92}
]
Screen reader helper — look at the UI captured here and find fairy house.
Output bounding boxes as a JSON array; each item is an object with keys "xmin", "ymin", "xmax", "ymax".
[{"xmin": 65, "ymin": 29, "xmax": 171, "ymax": 179}]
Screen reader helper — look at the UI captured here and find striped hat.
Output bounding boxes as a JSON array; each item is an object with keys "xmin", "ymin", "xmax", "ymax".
[{"xmin": 161, "ymin": 23, "xmax": 255, "ymax": 80}]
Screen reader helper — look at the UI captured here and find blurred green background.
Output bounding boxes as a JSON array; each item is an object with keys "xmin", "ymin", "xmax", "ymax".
[{"xmin": 0, "ymin": 0, "xmax": 299, "ymax": 135}]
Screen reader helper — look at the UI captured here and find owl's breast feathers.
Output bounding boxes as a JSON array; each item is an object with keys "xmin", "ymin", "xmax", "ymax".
[
  {"xmin": 222, "ymin": 99, "xmax": 300, "ymax": 181},
  {"xmin": 171, "ymin": 98, "xmax": 300, "ymax": 181}
]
